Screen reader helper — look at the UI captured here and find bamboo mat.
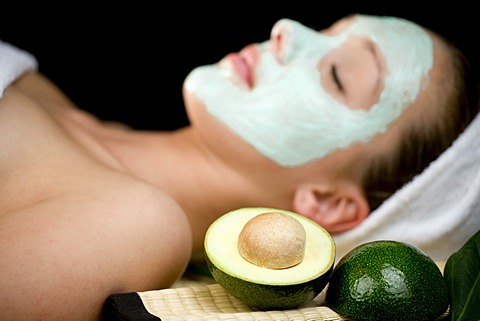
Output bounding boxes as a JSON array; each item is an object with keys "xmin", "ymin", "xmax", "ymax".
[
  {"xmin": 104, "ymin": 261, "xmax": 450, "ymax": 320},
  {"xmin": 140, "ymin": 283, "xmax": 345, "ymax": 320}
]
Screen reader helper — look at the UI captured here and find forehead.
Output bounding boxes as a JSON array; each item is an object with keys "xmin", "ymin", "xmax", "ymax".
[
  {"xmin": 339, "ymin": 15, "xmax": 432, "ymax": 60},
  {"xmin": 391, "ymin": 28, "xmax": 453, "ymax": 127},
  {"xmin": 333, "ymin": 14, "xmax": 426, "ymax": 35}
]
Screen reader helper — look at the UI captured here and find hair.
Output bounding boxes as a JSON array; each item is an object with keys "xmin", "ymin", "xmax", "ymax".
[{"xmin": 362, "ymin": 38, "xmax": 480, "ymax": 212}]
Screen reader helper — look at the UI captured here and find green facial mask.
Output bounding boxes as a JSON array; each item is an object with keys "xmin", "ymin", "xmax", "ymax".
[{"xmin": 185, "ymin": 15, "xmax": 433, "ymax": 167}]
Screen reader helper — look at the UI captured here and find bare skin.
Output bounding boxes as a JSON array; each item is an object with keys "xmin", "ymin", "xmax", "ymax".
[
  {"xmin": 0, "ymin": 16, "xmax": 451, "ymax": 321},
  {"xmin": 0, "ymin": 72, "xmax": 305, "ymax": 320},
  {"xmin": 0, "ymin": 74, "xmax": 194, "ymax": 320}
]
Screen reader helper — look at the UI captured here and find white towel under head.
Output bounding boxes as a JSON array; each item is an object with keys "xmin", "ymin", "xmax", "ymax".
[
  {"xmin": 335, "ymin": 112, "xmax": 480, "ymax": 261},
  {"xmin": 0, "ymin": 40, "xmax": 38, "ymax": 98}
]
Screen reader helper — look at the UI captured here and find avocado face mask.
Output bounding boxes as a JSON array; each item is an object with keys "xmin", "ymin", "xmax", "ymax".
[{"xmin": 184, "ymin": 15, "xmax": 433, "ymax": 167}]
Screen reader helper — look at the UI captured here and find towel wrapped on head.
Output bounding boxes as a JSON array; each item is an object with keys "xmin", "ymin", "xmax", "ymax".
[{"xmin": 335, "ymin": 112, "xmax": 480, "ymax": 261}]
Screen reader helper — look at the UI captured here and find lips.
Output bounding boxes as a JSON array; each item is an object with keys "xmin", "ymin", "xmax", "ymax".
[{"xmin": 226, "ymin": 44, "xmax": 258, "ymax": 89}]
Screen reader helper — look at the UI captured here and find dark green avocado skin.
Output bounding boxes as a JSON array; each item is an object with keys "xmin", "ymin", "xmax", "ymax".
[
  {"xmin": 206, "ymin": 255, "xmax": 333, "ymax": 310},
  {"xmin": 325, "ymin": 240, "xmax": 449, "ymax": 321}
]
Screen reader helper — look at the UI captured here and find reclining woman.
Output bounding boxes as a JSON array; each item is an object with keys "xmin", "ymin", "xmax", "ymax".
[{"xmin": 0, "ymin": 13, "xmax": 478, "ymax": 321}]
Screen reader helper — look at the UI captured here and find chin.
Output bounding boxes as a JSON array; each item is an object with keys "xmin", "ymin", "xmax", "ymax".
[
  {"xmin": 181, "ymin": 83, "xmax": 273, "ymax": 167},
  {"xmin": 182, "ymin": 84, "xmax": 204, "ymax": 124}
]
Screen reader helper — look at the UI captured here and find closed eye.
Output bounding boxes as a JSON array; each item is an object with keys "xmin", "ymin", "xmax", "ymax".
[{"xmin": 331, "ymin": 64, "xmax": 344, "ymax": 92}]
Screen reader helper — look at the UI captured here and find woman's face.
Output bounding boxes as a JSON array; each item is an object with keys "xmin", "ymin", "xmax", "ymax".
[{"xmin": 183, "ymin": 14, "xmax": 434, "ymax": 167}]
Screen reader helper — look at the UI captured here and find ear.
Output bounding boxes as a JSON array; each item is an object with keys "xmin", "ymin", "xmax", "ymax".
[{"xmin": 292, "ymin": 183, "xmax": 370, "ymax": 233}]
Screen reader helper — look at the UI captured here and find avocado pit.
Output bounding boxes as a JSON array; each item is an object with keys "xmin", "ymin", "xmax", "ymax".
[{"xmin": 237, "ymin": 211, "xmax": 306, "ymax": 269}]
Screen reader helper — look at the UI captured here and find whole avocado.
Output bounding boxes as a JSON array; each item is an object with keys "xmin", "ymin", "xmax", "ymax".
[{"xmin": 326, "ymin": 240, "xmax": 449, "ymax": 321}]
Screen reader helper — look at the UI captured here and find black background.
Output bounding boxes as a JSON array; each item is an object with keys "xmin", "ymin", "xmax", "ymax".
[{"xmin": 1, "ymin": 3, "xmax": 477, "ymax": 130}]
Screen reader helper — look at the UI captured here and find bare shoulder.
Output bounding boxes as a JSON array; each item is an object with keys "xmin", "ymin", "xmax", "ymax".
[
  {"xmin": 0, "ymin": 72, "xmax": 193, "ymax": 319},
  {"xmin": 0, "ymin": 176, "xmax": 192, "ymax": 320}
]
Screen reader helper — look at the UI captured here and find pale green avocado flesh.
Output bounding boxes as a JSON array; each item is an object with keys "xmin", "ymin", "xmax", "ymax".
[{"xmin": 204, "ymin": 207, "xmax": 336, "ymax": 310}]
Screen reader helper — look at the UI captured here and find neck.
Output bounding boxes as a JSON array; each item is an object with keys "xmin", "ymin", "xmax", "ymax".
[
  {"xmin": 14, "ymin": 72, "xmax": 286, "ymax": 256},
  {"xmin": 98, "ymin": 126, "xmax": 257, "ymax": 255}
]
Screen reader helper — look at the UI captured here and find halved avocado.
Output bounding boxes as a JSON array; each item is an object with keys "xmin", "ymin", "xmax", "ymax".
[{"xmin": 204, "ymin": 207, "xmax": 335, "ymax": 310}]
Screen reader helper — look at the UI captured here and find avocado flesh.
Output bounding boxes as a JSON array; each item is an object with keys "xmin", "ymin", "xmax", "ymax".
[{"xmin": 204, "ymin": 207, "xmax": 336, "ymax": 310}]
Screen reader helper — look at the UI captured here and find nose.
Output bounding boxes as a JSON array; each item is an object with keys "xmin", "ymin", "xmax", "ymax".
[{"xmin": 270, "ymin": 18, "xmax": 320, "ymax": 64}]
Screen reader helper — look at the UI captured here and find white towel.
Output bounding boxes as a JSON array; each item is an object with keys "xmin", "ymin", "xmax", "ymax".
[
  {"xmin": 0, "ymin": 40, "xmax": 38, "ymax": 98},
  {"xmin": 334, "ymin": 112, "xmax": 480, "ymax": 262}
]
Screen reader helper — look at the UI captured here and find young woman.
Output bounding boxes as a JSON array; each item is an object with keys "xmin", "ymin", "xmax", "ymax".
[{"xmin": 0, "ymin": 14, "xmax": 478, "ymax": 320}]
